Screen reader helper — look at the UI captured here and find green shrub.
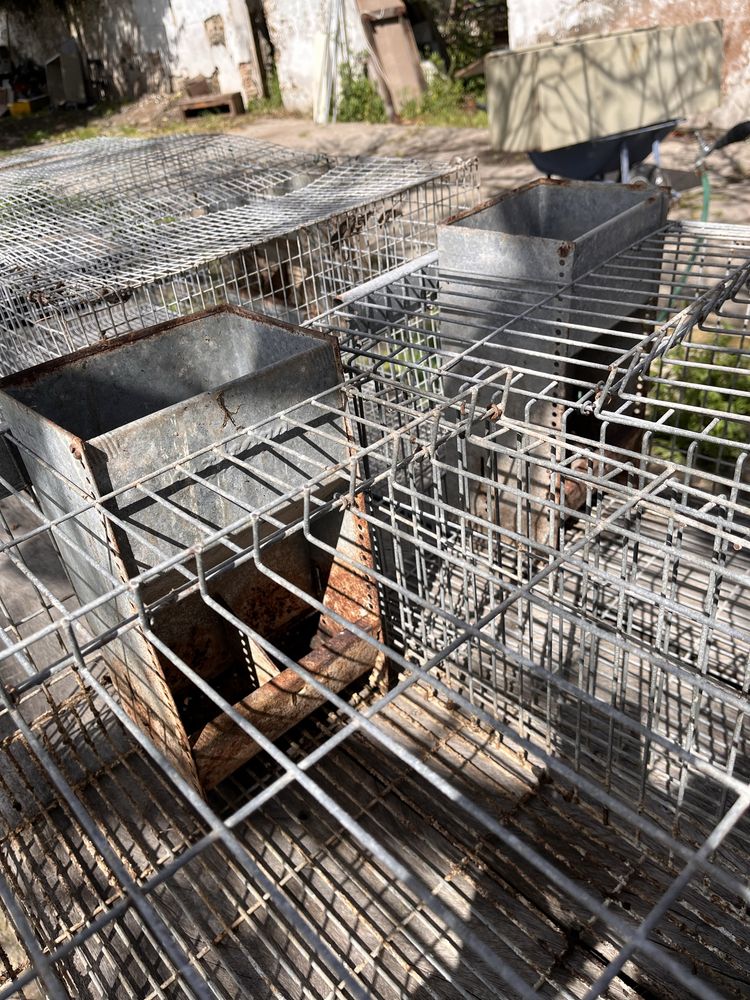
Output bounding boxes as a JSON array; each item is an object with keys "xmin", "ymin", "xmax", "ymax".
[
  {"xmin": 401, "ymin": 61, "xmax": 487, "ymax": 127},
  {"xmin": 264, "ymin": 68, "xmax": 283, "ymax": 110},
  {"xmin": 426, "ymin": 0, "xmax": 507, "ymax": 73},
  {"xmin": 337, "ymin": 63, "xmax": 387, "ymax": 123},
  {"xmin": 651, "ymin": 334, "xmax": 750, "ymax": 466}
]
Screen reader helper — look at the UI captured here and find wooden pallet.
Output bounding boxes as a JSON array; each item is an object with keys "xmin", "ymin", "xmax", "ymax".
[{"xmin": 178, "ymin": 91, "xmax": 244, "ymax": 119}]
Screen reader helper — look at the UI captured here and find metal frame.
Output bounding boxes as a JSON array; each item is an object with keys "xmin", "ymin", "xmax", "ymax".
[
  {"xmin": 0, "ymin": 134, "xmax": 479, "ymax": 375},
  {"xmin": 0, "ymin": 204, "xmax": 748, "ymax": 997}
]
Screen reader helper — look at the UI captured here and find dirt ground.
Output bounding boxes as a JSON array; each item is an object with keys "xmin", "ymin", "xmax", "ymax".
[{"xmin": 231, "ymin": 115, "xmax": 750, "ymax": 223}]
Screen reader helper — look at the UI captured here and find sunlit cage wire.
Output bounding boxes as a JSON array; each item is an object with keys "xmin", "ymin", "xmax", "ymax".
[
  {"xmin": 0, "ymin": 207, "xmax": 750, "ymax": 997},
  {"xmin": 323, "ymin": 216, "xmax": 750, "ymax": 497},
  {"xmin": 0, "ymin": 351, "xmax": 747, "ymax": 999},
  {"xmin": 0, "ymin": 133, "xmax": 478, "ymax": 376},
  {"xmin": 0, "ymin": 211, "xmax": 748, "ymax": 999}
]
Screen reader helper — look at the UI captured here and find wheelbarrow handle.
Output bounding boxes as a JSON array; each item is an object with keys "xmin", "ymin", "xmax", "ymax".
[{"xmin": 710, "ymin": 120, "xmax": 750, "ymax": 153}]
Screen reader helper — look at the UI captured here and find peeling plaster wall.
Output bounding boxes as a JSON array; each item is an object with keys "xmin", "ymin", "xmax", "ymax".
[
  {"xmin": 167, "ymin": 0, "xmax": 263, "ymax": 102},
  {"xmin": 0, "ymin": 0, "xmax": 263, "ymax": 105},
  {"xmin": 263, "ymin": 0, "xmax": 367, "ymax": 113},
  {"xmin": 507, "ymin": 0, "xmax": 750, "ymax": 127},
  {"xmin": 1, "ymin": 0, "xmax": 367, "ymax": 114},
  {"xmin": 68, "ymin": 0, "xmax": 173, "ymax": 99}
]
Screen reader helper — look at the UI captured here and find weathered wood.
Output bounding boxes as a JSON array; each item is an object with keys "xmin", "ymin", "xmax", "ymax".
[
  {"xmin": 178, "ymin": 92, "xmax": 244, "ymax": 119},
  {"xmin": 246, "ymin": 636, "xmax": 278, "ymax": 686}
]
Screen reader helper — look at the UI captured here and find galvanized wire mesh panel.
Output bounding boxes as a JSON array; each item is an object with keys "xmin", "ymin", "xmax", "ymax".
[
  {"xmin": 0, "ymin": 361, "xmax": 748, "ymax": 996},
  {"xmin": 0, "ymin": 134, "xmax": 327, "ymax": 205},
  {"xmin": 0, "ymin": 135, "xmax": 479, "ymax": 375},
  {"xmin": 0, "ymin": 218, "xmax": 748, "ymax": 997}
]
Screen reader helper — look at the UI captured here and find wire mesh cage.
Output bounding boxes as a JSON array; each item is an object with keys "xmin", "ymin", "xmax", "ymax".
[
  {"xmin": 325, "ymin": 217, "xmax": 750, "ymax": 501},
  {"xmin": 0, "ymin": 204, "xmax": 748, "ymax": 999},
  {"xmin": 0, "ymin": 134, "xmax": 479, "ymax": 377}
]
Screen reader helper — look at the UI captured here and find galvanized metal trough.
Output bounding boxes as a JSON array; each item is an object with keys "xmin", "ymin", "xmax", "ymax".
[
  {"xmin": 0, "ymin": 306, "xmax": 382, "ymax": 792},
  {"xmin": 436, "ymin": 179, "xmax": 669, "ymax": 543}
]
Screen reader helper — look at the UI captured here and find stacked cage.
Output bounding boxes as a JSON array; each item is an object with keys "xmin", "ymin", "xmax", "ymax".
[
  {"xmin": 0, "ymin": 134, "xmax": 478, "ymax": 376},
  {"xmin": 0, "ymin": 186, "xmax": 748, "ymax": 1000}
]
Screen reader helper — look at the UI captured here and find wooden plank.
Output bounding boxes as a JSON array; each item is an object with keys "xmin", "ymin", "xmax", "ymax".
[
  {"xmin": 178, "ymin": 92, "xmax": 244, "ymax": 118},
  {"xmin": 357, "ymin": 0, "xmax": 406, "ymax": 20}
]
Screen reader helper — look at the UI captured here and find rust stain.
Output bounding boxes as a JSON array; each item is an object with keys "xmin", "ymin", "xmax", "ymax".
[
  {"xmin": 216, "ymin": 390, "xmax": 240, "ymax": 430},
  {"xmin": 192, "ymin": 614, "xmax": 381, "ymax": 789},
  {"xmin": 0, "ymin": 303, "xmax": 342, "ymax": 390},
  {"xmin": 440, "ymin": 178, "xmax": 582, "ymax": 230}
]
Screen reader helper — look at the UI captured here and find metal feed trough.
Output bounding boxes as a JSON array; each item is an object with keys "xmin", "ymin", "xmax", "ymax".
[
  {"xmin": 0, "ymin": 305, "xmax": 385, "ymax": 793},
  {"xmin": 0, "ymin": 134, "xmax": 478, "ymax": 376},
  {"xmin": 0, "ymin": 194, "xmax": 748, "ymax": 998},
  {"xmin": 434, "ymin": 179, "xmax": 669, "ymax": 538}
]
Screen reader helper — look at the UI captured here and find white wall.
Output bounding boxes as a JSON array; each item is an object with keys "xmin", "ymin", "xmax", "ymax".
[
  {"xmin": 507, "ymin": 0, "xmax": 750, "ymax": 127},
  {"xmin": 0, "ymin": 0, "xmax": 384, "ymax": 114},
  {"xmin": 263, "ymin": 0, "xmax": 368, "ymax": 114},
  {"xmin": 0, "ymin": 0, "xmax": 262, "ymax": 105},
  {"xmin": 0, "ymin": 0, "xmax": 69, "ymax": 67},
  {"xmin": 167, "ymin": 0, "xmax": 262, "ymax": 103}
]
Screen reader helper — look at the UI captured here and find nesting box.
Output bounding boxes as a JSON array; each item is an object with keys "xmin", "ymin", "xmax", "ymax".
[{"xmin": 0, "ymin": 307, "xmax": 382, "ymax": 791}]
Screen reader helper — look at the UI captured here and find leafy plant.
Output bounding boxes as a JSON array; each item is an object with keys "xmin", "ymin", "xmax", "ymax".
[
  {"xmin": 421, "ymin": 0, "xmax": 508, "ymax": 73},
  {"xmin": 400, "ymin": 57, "xmax": 487, "ymax": 128},
  {"xmin": 651, "ymin": 333, "xmax": 750, "ymax": 467},
  {"xmin": 252, "ymin": 67, "xmax": 283, "ymax": 112},
  {"xmin": 337, "ymin": 63, "xmax": 387, "ymax": 124}
]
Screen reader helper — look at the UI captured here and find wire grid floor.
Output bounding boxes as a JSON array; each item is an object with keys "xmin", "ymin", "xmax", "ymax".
[
  {"xmin": 0, "ymin": 221, "xmax": 747, "ymax": 997},
  {"xmin": 0, "ymin": 669, "xmax": 746, "ymax": 1000},
  {"xmin": 0, "ymin": 135, "xmax": 479, "ymax": 375},
  {"xmin": 0, "ymin": 372, "xmax": 748, "ymax": 998}
]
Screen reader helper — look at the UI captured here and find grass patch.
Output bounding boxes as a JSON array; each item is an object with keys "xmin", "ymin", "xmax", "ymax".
[
  {"xmin": 337, "ymin": 63, "xmax": 387, "ymax": 124},
  {"xmin": 336, "ymin": 55, "xmax": 486, "ymax": 128},
  {"xmin": 651, "ymin": 333, "xmax": 750, "ymax": 467}
]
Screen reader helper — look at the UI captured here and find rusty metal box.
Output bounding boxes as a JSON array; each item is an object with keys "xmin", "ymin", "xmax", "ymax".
[{"xmin": 0, "ymin": 306, "xmax": 382, "ymax": 791}]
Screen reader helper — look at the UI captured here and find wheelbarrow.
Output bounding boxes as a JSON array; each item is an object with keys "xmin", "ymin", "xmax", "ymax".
[
  {"xmin": 528, "ymin": 119, "xmax": 679, "ymax": 182},
  {"xmin": 529, "ymin": 119, "xmax": 750, "ymax": 184}
]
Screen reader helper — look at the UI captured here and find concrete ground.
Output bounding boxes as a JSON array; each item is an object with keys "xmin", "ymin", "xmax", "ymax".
[{"xmin": 234, "ymin": 116, "xmax": 750, "ymax": 223}]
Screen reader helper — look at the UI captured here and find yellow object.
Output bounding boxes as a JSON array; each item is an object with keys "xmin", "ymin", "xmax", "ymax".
[{"xmin": 9, "ymin": 96, "xmax": 50, "ymax": 117}]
